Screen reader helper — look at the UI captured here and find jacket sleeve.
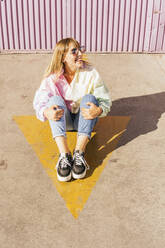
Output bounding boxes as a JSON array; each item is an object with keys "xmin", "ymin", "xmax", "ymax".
[
  {"xmin": 33, "ymin": 78, "xmax": 53, "ymax": 122},
  {"xmin": 92, "ymin": 68, "xmax": 112, "ymax": 117}
]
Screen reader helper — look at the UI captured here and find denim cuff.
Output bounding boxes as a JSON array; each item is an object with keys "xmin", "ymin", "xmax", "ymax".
[
  {"xmin": 77, "ymin": 132, "xmax": 91, "ymax": 140},
  {"xmin": 53, "ymin": 134, "xmax": 66, "ymax": 139}
]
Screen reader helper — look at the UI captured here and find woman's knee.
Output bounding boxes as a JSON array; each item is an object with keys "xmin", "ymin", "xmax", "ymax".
[
  {"xmin": 80, "ymin": 94, "xmax": 98, "ymax": 108},
  {"xmin": 47, "ymin": 95, "xmax": 66, "ymax": 109}
]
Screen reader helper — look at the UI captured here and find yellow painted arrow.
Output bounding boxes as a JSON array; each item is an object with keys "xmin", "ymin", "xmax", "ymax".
[{"xmin": 13, "ymin": 115, "xmax": 130, "ymax": 218}]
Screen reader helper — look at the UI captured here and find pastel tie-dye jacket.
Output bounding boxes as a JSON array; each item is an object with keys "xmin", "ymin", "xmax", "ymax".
[{"xmin": 33, "ymin": 65, "xmax": 112, "ymax": 122}]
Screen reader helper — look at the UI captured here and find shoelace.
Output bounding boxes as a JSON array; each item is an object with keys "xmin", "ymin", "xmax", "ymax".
[
  {"xmin": 74, "ymin": 153, "xmax": 90, "ymax": 170},
  {"xmin": 56, "ymin": 155, "xmax": 72, "ymax": 169}
]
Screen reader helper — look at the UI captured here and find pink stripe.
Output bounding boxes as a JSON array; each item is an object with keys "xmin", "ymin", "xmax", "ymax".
[
  {"xmin": 121, "ymin": 0, "xmax": 127, "ymax": 51},
  {"xmin": 142, "ymin": 0, "xmax": 148, "ymax": 52},
  {"xmin": 66, "ymin": 0, "xmax": 71, "ymax": 37},
  {"xmin": 28, "ymin": 0, "xmax": 35, "ymax": 49},
  {"xmin": 107, "ymin": 0, "xmax": 113, "ymax": 51},
  {"xmin": 6, "ymin": 0, "xmax": 14, "ymax": 49},
  {"xmin": 74, "ymin": 0, "xmax": 77, "ymax": 39},
  {"xmin": 131, "ymin": 0, "xmax": 138, "ymax": 51},
  {"xmin": 127, "ymin": 0, "xmax": 132, "ymax": 51},
  {"xmin": 80, "ymin": 0, "xmax": 82, "ymax": 44},
  {"xmin": 100, "ymin": 0, "xmax": 105, "ymax": 51},
  {"xmin": 155, "ymin": 0, "xmax": 162, "ymax": 51},
  {"xmin": 133, "ymin": 0, "xmax": 140, "ymax": 51},
  {"xmin": 129, "ymin": 0, "xmax": 136, "ymax": 51},
  {"xmin": 112, "ymin": 0, "xmax": 120, "ymax": 51},
  {"xmin": 61, "ymin": 0, "xmax": 63, "ymax": 39},
  {"xmin": 56, "ymin": 0, "xmax": 63, "ymax": 41},
  {"xmin": 85, "ymin": 0, "xmax": 87, "ymax": 48},
  {"xmin": 17, "ymin": 0, "xmax": 25, "ymax": 49},
  {"xmin": 32, "ymin": 0, "xmax": 36, "ymax": 49},
  {"xmin": 15, "ymin": 0, "xmax": 20, "ymax": 49},
  {"xmin": 33, "ymin": 0, "xmax": 40, "ymax": 49},
  {"xmin": 45, "ymin": 0, "xmax": 51, "ymax": 49},
  {"xmin": 49, "ymin": 0, "xmax": 54, "ymax": 48},
  {"xmin": 161, "ymin": 1, "xmax": 165, "ymax": 50},
  {"xmin": 54, "ymin": 0, "xmax": 58, "ymax": 45},
  {"xmin": 75, "ymin": 0, "xmax": 81, "ymax": 42},
  {"xmin": 38, "ymin": 0, "xmax": 41, "ymax": 48},
  {"xmin": 9, "ymin": 0, "xmax": 18, "ymax": 49},
  {"xmin": 91, "ymin": 0, "xmax": 97, "ymax": 51},
  {"xmin": 62, "ymin": 0, "xmax": 67, "ymax": 38},
  {"xmin": 97, "ymin": 0, "xmax": 104, "ymax": 51},
  {"xmin": 134, "ymin": 0, "xmax": 142, "ymax": 52},
  {"xmin": 117, "ymin": 0, "xmax": 124, "ymax": 51},
  {"xmin": 22, "ymin": 0, "xmax": 29, "ymax": 49},
  {"xmin": 148, "ymin": 0, "xmax": 154, "ymax": 51},
  {"xmin": 143, "ymin": 0, "xmax": 150, "ymax": 51},
  {"xmin": 90, "ymin": 0, "xmax": 93, "ymax": 51},
  {"xmin": 116, "ymin": 0, "xmax": 121, "ymax": 51},
  {"xmin": 149, "ymin": 0, "xmax": 156, "ymax": 51},
  {"xmin": 137, "ymin": 0, "xmax": 143, "ymax": 51},
  {"xmin": 111, "ymin": 0, "xmax": 115, "ymax": 51},
  {"xmin": 74, "ymin": 0, "xmax": 76, "ymax": 39},
  {"xmin": 95, "ymin": 0, "xmax": 99, "ymax": 51},
  {"xmin": 157, "ymin": 25, "xmax": 165, "ymax": 51},
  {"xmin": 162, "ymin": 26, "xmax": 165, "ymax": 51},
  {"xmin": 49, "ymin": 0, "xmax": 52, "ymax": 49},
  {"xmin": 101, "ymin": 0, "xmax": 108, "ymax": 51},
  {"xmin": 4, "ymin": 0, "xmax": 10, "ymax": 49},
  {"xmin": 21, "ymin": 0, "xmax": 26, "ymax": 49},
  {"xmin": 123, "ymin": 0, "xmax": 130, "ymax": 51},
  {"xmin": 70, "ymin": 0, "xmax": 73, "ymax": 37},
  {"xmin": 27, "ymin": 0, "xmax": 31, "ymax": 49},
  {"xmin": 105, "ymin": 0, "xmax": 110, "ymax": 51},
  {"xmin": 39, "ymin": 0, "xmax": 45, "ymax": 48},
  {"xmin": 10, "ymin": 0, "xmax": 15, "ymax": 49},
  {"xmin": 43, "ymin": 0, "xmax": 47, "ymax": 48},
  {"xmin": 0, "ymin": 2, "xmax": 5, "ymax": 49},
  {"xmin": 81, "ymin": 0, "xmax": 86, "ymax": 47},
  {"xmin": 137, "ymin": 0, "xmax": 147, "ymax": 52},
  {"xmin": 86, "ymin": 0, "xmax": 92, "ymax": 51},
  {"xmin": 150, "ymin": 0, "xmax": 162, "ymax": 52}
]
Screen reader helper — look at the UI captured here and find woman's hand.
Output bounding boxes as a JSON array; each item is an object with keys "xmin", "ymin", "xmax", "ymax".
[
  {"xmin": 81, "ymin": 102, "xmax": 103, "ymax": 120},
  {"xmin": 44, "ymin": 105, "xmax": 64, "ymax": 121}
]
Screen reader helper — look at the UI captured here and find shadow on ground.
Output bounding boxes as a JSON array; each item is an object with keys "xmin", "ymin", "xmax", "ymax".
[
  {"xmin": 85, "ymin": 91, "xmax": 165, "ymax": 177},
  {"xmin": 110, "ymin": 91, "xmax": 165, "ymax": 147}
]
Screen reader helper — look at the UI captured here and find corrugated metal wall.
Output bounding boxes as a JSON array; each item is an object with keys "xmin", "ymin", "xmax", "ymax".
[{"xmin": 0, "ymin": 0, "xmax": 165, "ymax": 52}]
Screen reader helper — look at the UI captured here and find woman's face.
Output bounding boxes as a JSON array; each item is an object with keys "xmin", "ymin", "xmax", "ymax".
[{"xmin": 63, "ymin": 43, "xmax": 84, "ymax": 71}]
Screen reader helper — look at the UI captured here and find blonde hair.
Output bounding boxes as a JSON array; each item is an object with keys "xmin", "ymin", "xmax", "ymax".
[{"xmin": 43, "ymin": 38, "xmax": 81, "ymax": 79}]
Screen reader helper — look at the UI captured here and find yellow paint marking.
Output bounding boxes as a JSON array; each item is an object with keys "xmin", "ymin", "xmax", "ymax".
[
  {"xmin": 98, "ymin": 129, "xmax": 126, "ymax": 150},
  {"xmin": 106, "ymin": 129, "xmax": 127, "ymax": 144},
  {"xmin": 13, "ymin": 115, "xmax": 130, "ymax": 218},
  {"xmin": 98, "ymin": 145, "xmax": 105, "ymax": 151}
]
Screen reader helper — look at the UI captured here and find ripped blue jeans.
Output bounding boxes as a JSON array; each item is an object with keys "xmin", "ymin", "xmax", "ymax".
[{"xmin": 46, "ymin": 94, "xmax": 98, "ymax": 139}]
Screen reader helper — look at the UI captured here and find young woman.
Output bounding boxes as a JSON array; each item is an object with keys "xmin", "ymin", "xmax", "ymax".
[{"xmin": 33, "ymin": 38, "xmax": 111, "ymax": 182}]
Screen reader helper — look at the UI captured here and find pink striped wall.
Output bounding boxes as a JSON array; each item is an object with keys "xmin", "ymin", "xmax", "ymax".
[{"xmin": 0, "ymin": 0, "xmax": 165, "ymax": 52}]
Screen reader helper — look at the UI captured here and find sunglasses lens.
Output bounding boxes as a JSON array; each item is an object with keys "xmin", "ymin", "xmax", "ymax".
[
  {"xmin": 80, "ymin": 46, "xmax": 86, "ymax": 53},
  {"xmin": 72, "ymin": 48, "xmax": 77, "ymax": 54},
  {"xmin": 71, "ymin": 46, "xmax": 86, "ymax": 55}
]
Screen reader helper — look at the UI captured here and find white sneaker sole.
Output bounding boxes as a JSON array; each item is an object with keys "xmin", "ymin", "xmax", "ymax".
[
  {"xmin": 72, "ymin": 169, "xmax": 87, "ymax": 179},
  {"xmin": 57, "ymin": 172, "xmax": 72, "ymax": 182}
]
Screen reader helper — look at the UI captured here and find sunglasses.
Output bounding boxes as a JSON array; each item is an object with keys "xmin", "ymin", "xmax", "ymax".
[{"xmin": 71, "ymin": 46, "xmax": 86, "ymax": 55}]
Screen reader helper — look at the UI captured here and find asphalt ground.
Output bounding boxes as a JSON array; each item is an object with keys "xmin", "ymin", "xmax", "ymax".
[{"xmin": 0, "ymin": 53, "xmax": 165, "ymax": 248}]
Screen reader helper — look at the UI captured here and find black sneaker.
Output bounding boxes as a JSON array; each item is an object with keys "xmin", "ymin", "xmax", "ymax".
[
  {"xmin": 56, "ymin": 153, "xmax": 73, "ymax": 182},
  {"xmin": 72, "ymin": 150, "xmax": 89, "ymax": 179}
]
